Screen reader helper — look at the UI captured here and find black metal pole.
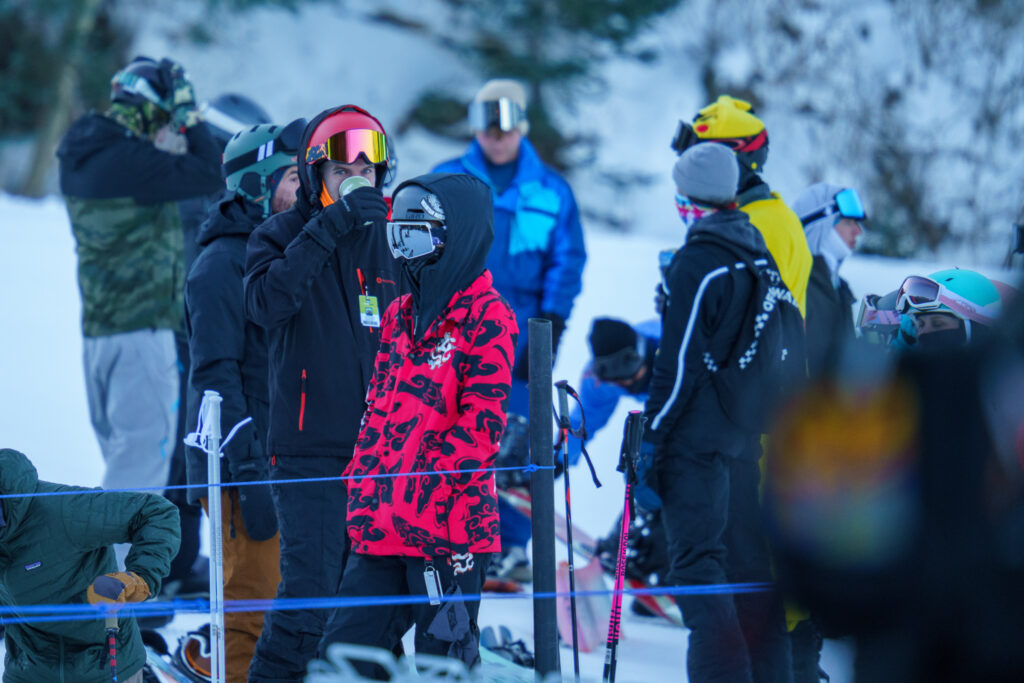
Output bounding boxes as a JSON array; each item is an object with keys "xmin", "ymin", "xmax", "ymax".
[{"xmin": 528, "ymin": 318, "xmax": 559, "ymax": 679}]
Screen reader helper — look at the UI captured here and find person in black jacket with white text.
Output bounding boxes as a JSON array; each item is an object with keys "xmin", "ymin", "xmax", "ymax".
[
  {"xmin": 242, "ymin": 105, "xmax": 403, "ymax": 681},
  {"xmin": 644, "ymin": 143, "xmax": 793, "ymax": 683}
]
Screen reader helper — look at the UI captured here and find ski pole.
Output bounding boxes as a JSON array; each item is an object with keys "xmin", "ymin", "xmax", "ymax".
[
  {"xmin": 202, "ymin": 390, "xmax": 227, "ymax": 683},
  {"xmin": 104, "ymin": 612, "xmax": 118, "ymax": 682},
  {"xmin": 554, "ymin": 380, "xmax": 581, "ymax": 682},
  {"xmin": 602, "ymin": 410, "xmax": 646, "ymax": 683}
]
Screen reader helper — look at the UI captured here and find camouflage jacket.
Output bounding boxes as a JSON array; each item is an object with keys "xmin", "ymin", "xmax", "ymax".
[{"xmin": 57, "ymin": 112, "xmax": 222, "ymax": 336}]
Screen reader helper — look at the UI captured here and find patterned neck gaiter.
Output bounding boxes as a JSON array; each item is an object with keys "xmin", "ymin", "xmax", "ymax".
[{"xmin": 105, "ymin": 101, "xmax": 169, "ymax": 139}]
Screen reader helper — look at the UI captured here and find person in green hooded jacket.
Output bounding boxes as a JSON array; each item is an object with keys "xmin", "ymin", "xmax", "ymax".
[{"xmin": 0, "ymin": 448, "xmax": 180, "ymax": 682}]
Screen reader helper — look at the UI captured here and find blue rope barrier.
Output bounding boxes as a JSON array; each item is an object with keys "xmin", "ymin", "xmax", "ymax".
[
  {"xmin": 0, "ymin": 464, "xmax": 554, "ymax": 500},
  {"xmin": 0, "ymin": 582, "xmax": 772, "ymax": 626}
]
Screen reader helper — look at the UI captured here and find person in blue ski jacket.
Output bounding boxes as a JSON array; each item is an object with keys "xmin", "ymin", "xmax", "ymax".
[
  {"xmin": 432, "ymin": 78, "xmax": 586, "ymax": 411},
  {"xmin": 433, "ymin": 78, "xmax": 586, "ymax": 579}
]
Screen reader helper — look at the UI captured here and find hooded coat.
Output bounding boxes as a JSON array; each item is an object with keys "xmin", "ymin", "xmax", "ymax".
[
  {"xmin": 791, "ymin": 183, "xmax": 857, "ymax": 378},
  {"xmin": 644, "ymin": 209, "xmax": 774, "ymax": 457},
  {"xmin": 0, "ymin": 449, "xmax": 180, "ymax": 683},
  {"xmin": 243, "ymin": 107, "xmax": 403, "ymax": 458},
  {"xmin": 184, "ymin": 195, "xmax": 271, "ymax": 503},
  {"xmin": 57, "ymin": 112, "xmax": 222, "ymax": 337},
  {"xmin": 344, "ymin": 173, "xmax": 518, "ymax": 558}
]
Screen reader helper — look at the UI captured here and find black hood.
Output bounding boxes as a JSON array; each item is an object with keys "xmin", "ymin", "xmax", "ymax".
[
  {"xmin": 197, "ymin": 192, "xmax": 266, "ymax": 246},
  {"xmin": 688, "ymin": 208, "xmax": 769, "ymax": 258},
  {"xmin": 393, "ymin": 173, "xmax": 494, "ymax": 338}
]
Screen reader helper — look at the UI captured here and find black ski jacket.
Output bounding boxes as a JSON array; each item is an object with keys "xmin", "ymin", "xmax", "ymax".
[
  {"xmin": 243, "ymin": 108, "xmax": 403, "ymax": 458},
  {"xmin": 805, "ymin": 255, "xmax": 855, "ymax": 379},
  {"xmin": 57, "ymin": 113, "xmax": 221, "ymax": 205},
  {"xmin": 644, "ymin": 209, "xmax": 772, "ymax": 458},
  {"xmin": 184, "ymin": 196, "xmax": 271, "ymax": 503}
]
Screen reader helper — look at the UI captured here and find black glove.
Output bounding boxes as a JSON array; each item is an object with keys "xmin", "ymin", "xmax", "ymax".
[
  {"xmin": 228, "ymin": 440, "xmax": 278, "ymax": 541},
  {"xmin": 157, "ymin": 58, "xmax": 199, "ymax": 131},
  {"xmin": 654, "ymin": 283, "xmax": 668, "ymax": 316},
  {"xmin": 513, "ymin": 311, "xmax": 565, "ymax": 382},
  {"xmin": 319, "ymin": 186, "xmax": 388, "ymax": 241}
]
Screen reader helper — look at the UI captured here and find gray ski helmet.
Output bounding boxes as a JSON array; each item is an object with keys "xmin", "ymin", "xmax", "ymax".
[
  {"xmin": 388, "ymin": 184, "xmax": 447, "ymax": 259},
  {"xmin": 110, "ymin": 56, "xmax": 172, "ymax": 109},
  {"xmin": 222, "ymin": 118, "xmax": 305, "ymax": 218},
  {"xmin": 201, "ymin": 93, "xmax": 272, "ymax": 147},
  {"xmin": 391, "ymin": 184, "xmax": 446, "ymax": 237}
]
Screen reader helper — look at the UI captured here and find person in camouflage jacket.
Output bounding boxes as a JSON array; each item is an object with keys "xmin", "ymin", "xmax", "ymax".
[
  {"xmin": 56, "ymin": 56, "xmax": 221, "ymax": 510},
  {"xmin": 0, "ymin": 448, "xmax": 180, "ymax": 683},
  {"xmin": 318, "ymin": 173, "xmax": 517, "ymax": 676}
]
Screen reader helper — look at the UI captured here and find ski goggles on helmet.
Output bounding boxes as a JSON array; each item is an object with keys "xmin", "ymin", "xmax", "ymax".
[
  {"xmin": 305, "ymin": 128, "xmax": 388, "ymax": 166},
  {"xmin": 592, "ymin": 346, "xmax": 644, "ymax": 382},
  {"xmin": 670, "ymin": 121, "xmax": 701, "ymax": 154},
  {"xmin": 799, "ymin": 188, "xmax": 867, "ymax": 226},
  {"xmin": 111, "ymin": 70, "xmax": 167, "ymax": 108},
  {"xmin": 468, "ymin": 98, "xmax": 526, "ymax": 132},
  {"xmin": 894, "ymin": 275, "xmax": 998, "ymax": 324},
  {"xmin": 387, "ymin": 220, "xmax": 446, "ymax": 260},
  {"xmin": 670, "ymin": 119, "xmax": 768, "ymax": 156}
]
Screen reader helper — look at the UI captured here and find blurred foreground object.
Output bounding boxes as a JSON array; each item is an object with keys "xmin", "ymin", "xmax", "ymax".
[{"xmin": 765, "ymin": 314, "xmax": 1024, "ymax": 682}]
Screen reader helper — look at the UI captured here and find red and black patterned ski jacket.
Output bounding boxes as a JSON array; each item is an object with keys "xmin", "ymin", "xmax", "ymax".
[{"xmin": 345, "ymin": 269, "xmax": 518, "ymax": 557}]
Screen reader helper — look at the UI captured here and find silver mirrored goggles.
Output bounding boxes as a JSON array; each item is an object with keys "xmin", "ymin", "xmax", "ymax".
[
  {"xmin": 387, "ymin": 221, "xmax": 443, "ymax": 260},
  {"xmin": 468, "ymin": 98, "xmax": 526, "ymax": 132}
]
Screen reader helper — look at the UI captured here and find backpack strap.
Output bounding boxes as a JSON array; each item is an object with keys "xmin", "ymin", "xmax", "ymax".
[{"xmin": 686, "ymin": 232, "xmax": 768, "ymax": 369}]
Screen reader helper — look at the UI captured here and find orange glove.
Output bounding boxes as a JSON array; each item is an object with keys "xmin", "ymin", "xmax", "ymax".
[{"xmin": 87, "ymin": 571, "xmax": 151, "ymax": 607}]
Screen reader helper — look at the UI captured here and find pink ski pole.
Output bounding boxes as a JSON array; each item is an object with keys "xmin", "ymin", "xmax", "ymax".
[{"xmin": 602, "ymin": 411, "xmax": 646, "ymax": 683}]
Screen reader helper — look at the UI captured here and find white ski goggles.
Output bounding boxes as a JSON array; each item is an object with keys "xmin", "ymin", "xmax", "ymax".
[
  {"xmin": 387, "ymin": 220, "xmax": 445, "ymax": 260},
  {"xmin": 468, "ymin": 98, "xmax": 526, "ymax": 132},
  {"xmin": 895, "ymin": 275, "xmax": 999, "ymax": 325}
]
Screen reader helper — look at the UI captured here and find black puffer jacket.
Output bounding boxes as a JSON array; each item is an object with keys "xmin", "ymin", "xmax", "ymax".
[
  {"xmin": 243, "ymin": 108, "xmax": 403, "ymax": 457},
  {"xmin": 184, "ymin": 196, "xmax": 271, "ymax": 504},
  {"xmin": 644, "ymin": 209, "xmax": 772, "ymax": 458}
]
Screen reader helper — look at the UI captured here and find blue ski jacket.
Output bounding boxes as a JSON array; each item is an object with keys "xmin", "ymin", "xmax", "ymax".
[{"xmin": 433, "ymin": 138, "xmax": 586, "ymax": 344}]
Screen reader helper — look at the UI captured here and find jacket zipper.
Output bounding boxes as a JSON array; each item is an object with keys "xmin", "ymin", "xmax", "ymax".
[{"xmin": 299, "ymin": 369, "xmax": 307, "ymax": 431}]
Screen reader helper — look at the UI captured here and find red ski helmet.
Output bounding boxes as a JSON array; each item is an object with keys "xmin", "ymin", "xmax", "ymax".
[{"xmin": 304, "ymin": 105, "xmax": 392, "ymax": 203}]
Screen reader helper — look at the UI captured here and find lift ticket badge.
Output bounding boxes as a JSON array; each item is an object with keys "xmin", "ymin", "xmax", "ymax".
[{"xmin": 359, "ymin": 295, "xmax": 380, "ymax": 327}]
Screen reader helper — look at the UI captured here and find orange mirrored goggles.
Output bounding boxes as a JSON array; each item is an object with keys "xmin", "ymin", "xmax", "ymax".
[{"xmin": 305, "ymin": 129, "xmax": 388, "ymax": 166}]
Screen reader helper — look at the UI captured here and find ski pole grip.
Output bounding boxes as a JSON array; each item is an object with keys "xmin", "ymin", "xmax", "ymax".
[
  {"xmin": 618, "ymin": 411, "xmax": 647, "ymax": 476},
  {"xmin": 555, "ymin": 379, "xmax": 571, "ymax": 429}
]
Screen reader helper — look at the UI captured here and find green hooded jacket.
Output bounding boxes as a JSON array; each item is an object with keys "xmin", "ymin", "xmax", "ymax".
[{"xmin": 0, "ymin": 449, "xmax": 180, "ymax": 682}]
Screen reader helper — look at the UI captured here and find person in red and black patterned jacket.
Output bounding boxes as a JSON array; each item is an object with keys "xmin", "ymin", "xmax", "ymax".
[{"xmin": 318, "ymin": 173, "xmax": 518, "ymax": 675}]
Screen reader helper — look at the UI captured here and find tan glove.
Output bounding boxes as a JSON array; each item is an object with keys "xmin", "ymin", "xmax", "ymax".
[{"xmin": 87, "ymin": 571, "xmax": 151, "ymax": 607}]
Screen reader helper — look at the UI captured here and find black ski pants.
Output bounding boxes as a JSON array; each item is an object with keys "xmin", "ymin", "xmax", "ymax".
[
  {"xmin": 248, "ymin": 454, "xmax": 350, "ymax": 683},
  {"xmin": 656, "ymin": 445, "xmax": 793, "ymax": 683},
  {"xmin": 318, "ymin": 552, "xmax": 491, "ymax": 680}
]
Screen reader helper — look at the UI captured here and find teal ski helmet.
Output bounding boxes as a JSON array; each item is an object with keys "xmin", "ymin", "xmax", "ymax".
[
  {"xmin": 896, "ymin": 267, "xmax": 1002, "ymax": 345},
  {"xmin": 222, "ymin": 118, "xmax": 306, "ymax": 218}
]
